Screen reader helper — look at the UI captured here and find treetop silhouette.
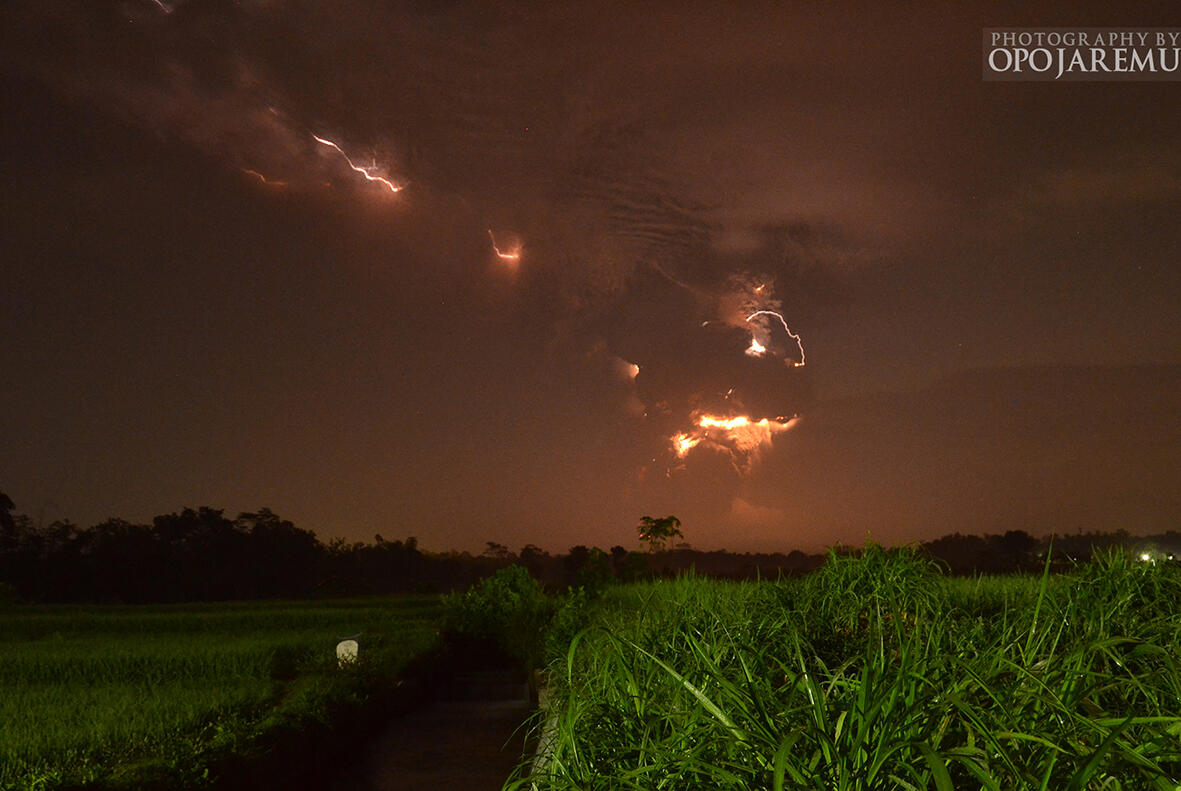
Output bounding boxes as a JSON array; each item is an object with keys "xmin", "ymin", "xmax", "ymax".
[{"xmin": 637, "ymin": 515, "xmax": 683, "ymax": 553}]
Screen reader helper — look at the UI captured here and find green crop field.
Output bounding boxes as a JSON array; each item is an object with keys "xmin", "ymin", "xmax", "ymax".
[
  {"xmin": 0, "ymin": 596, "xmax": 442, "ymax": 791},
  {"xmin": 518, "ymin": 548, "xmax": 1181, "ymax": 790}
]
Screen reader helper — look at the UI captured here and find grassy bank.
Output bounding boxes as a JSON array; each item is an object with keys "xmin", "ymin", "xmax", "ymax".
[
  {"xmin": 519, "ymin": 549, "xmax": 1181, "ymax": 789},
  {"xmin": 0, "ymin": 596, "xmax": 442, "ymax": 790}
]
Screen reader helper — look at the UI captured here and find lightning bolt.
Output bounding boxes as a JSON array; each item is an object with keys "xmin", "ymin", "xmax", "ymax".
[
  {"xmin": 745, "ymin": 310, "xmax": 805, "ymax": 367},
  {"xmin": 242, "ymin": 169, "xmax": 287, "ymax": 187},
  {"xmin": 312, "ymin": 135, "xmax": 402, "ymax": 193},
  {"xmin": 148, "ymin": 0, "xmax": 174, "ymax": 13},
  {"xmin": 488, "ymin": 229, "xmax": 522, "ymax": 262}
]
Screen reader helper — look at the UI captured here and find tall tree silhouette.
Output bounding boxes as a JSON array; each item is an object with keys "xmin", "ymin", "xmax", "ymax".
[
  {"xmin": 637, "ymin": 515, "xmax": 683, "ymax": 553},
  {"xmin": 0, "ymin": 492, "xmax": 16, "ymax": 550}
]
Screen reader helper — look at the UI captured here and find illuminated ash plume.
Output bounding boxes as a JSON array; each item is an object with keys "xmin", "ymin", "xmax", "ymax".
[
  {"xmin": 745, "ymin": 336, "xmax": 767, "ymax": 357},
  {"xmin": 488, "ymin": 229, "xmax": 522, "ymax": 263},
  {"xmin": 715, "ymin": 275, "xmax": 806, "ymax": 366},
  {"xmin": 746, "ymin": 309, "xmax": 806, "ymax": 367},
  {"xmin": 312, "ymin": 135, "xmax": 402, "ymax": 193},
  {"xmin": 672, "ymin": 412, "xmax": 799, "ymax": 466},
  {"xmin": 673, "ymin": 432, "xmax": 702, "ymax": 457}
]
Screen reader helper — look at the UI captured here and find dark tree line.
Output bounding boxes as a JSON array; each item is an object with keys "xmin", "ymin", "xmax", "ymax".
[
  {"xmin": 1, "ymin": 492, "xmax": 1177, "ymax": 604},
  {"xmin": 0, "ymin": 496, "xmax": 501, "ymax": 603}
]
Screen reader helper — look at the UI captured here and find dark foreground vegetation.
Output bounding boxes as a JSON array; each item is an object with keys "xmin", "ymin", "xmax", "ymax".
[
  {"xmin": 0, "ymin": 596, "xmax": 444, "ymax": 791},
  {"xmin": 493, "ymin": 548, "xmax": 1181, "ymax": 790},
  {"xmin": 5, "ymin": 535, "xmax": 1180, "ymax": 790},
  {"xmin": 2, "ymin": 492, "xmax": 1179, "ymax": 603}
]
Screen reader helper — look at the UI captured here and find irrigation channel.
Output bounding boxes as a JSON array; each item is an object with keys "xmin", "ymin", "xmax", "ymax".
[{"xmin": 327, "ymin": 642, "xmax": 539, "ymax": 791}]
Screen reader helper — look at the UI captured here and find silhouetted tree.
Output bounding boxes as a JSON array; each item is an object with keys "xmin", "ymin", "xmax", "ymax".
[
  {"xmin": 637, "ymin": 515, "xmax": 683, "ymax": 553},
  {"xmin": 576, "ymin": 547, "xmax": 615, "ymax": 592},
  {"xmin": 519, "ymin": 544, "xmax": 549, "ymax": 580},
  {"xmin": 609, "ymin": 545, "xmax": 628, "ymax": 577},
  {"xmin": 235, "ymin": 509, "xmax": 321, "ymax": 597},
  {"xmin": 0, "ymin": 492, "xmax": 15, "ymax": 549},
  {"xmin": 998, "ymin": 529, "xmax": 1037, "ymax": 569},
  {"xmin": 620, "ymin": 550, "xmax": 649, "ymax": 582},
  {"xmin": 564, "ymin": 545, "xmax": 591, "ymax": 587},
  {"xmin": 152, "ymin": 507, "xmax": 250, "ymax": 600},
  {"xmin": 78, "ymin": 518, "xmax": 160, "ymax": 602},
  {"xmin": 482, "ymin": 541, "xmax": 515, "ymax": 561}
]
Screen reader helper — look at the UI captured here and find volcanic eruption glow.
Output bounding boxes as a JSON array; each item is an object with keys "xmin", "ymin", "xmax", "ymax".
[{"xmin": 671, "ymin": 412, "xmax": 799, "ymax": 465}]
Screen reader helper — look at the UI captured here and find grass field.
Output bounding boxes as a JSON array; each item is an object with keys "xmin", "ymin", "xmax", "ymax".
[
  {"xmin": 518, "ymin": 548, "xmax": 1181, "ymax": 790},
  {"xmin": 0, "ymin": 596, "xmax": 442, "ymax": 791}
]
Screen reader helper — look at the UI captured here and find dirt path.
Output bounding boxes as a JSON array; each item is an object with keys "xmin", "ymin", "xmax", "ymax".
[{"xmin": 335, "ymin": 668, "xmax": 535, "ymax": 791}]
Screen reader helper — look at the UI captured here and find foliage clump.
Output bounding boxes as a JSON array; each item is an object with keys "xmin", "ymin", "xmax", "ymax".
[
  {"xmin": 517, "ymin": 547, "xmax": 1181, "ymax": 791},
  {"xmin": 442, "ymin": 564, "xmax": 555, "ymax": 668},
  {"xmin": 543, "ymin": 586, "xmax": 590, "ymax": 666},
  {"xmin": 0, "ymin": 597, "xmax": 442, "ymax": 791},
  {"xmin": 636, "ymin": 515, "xmax": 683, "ymax": 553},
  {"xmin": 791, "ymin": 542, "xmax": 943, "ymax": 662},
  {"xmin": 1055, "ymin": 545, "xmax": 1181, "ymax": 633}
]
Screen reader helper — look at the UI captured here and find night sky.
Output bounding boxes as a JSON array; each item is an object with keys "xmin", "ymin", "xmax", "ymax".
[{"xmin": 2, "ymin": 1, "xmax": 1178, "ymax": 553}]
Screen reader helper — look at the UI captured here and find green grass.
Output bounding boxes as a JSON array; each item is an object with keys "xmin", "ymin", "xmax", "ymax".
[
  {"xmin": 517, "ymin": 549, "xmax": 1181, "ymax": 790},
  {"xmin": 0, "ymin": 596, "xmax": 443, "ymax": 790}
]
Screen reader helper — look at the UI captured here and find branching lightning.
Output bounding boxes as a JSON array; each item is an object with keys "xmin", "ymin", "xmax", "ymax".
[
  {"xmin": 745, "ymin": 309, "xmax": 805, "ymax": 367},
  {"xmin": 312, "ymin": 135, "xmax": 402, "ymax": 193}
]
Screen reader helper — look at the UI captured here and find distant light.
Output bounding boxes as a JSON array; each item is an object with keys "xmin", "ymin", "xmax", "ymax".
[{"xmin": 1139, "ymin": 552, "xmax": 1152, "ymax": 562}]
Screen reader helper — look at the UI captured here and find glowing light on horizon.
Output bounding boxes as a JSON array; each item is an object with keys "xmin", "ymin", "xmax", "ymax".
[
  {"xmin": 488, "ymin": 229, "xmax": 522, "ymax": 262},
  {"xmin": 745, "ymin": 309, "xmax": 805, "ymax": 367},
  {"xmin": 312, "ymin": 135, "xmax": 402, "ymax": 193}
]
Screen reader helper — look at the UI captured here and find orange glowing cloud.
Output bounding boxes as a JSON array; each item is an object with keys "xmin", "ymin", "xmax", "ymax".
[{"xmin": 671, "ymin": 412, "xmax": 799, "ymax": 469}]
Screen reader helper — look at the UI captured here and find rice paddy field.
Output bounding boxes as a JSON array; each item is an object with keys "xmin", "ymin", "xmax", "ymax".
[
  {"xmin": 0, "ymin": 596, "xmax": 442, "ymax": 791},
  {"xmin": 518, "ymin": 548, "xmax": 1181, "ymax": 790}
]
